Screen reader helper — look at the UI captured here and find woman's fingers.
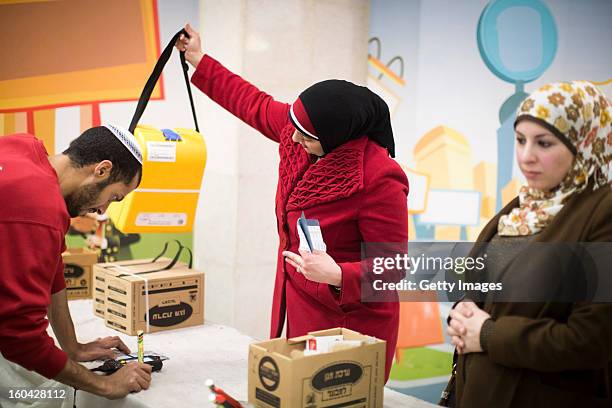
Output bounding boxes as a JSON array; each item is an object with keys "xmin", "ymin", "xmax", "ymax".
[
  {"xmin": 282, "ymin": 251, "xmax": 302, "ymax": 264},
  {"xmin": 285, "ymin": 257, "xmax": 299, "ymax": 268},
  {"xmin": 449, "ymin": 309, "xmax": 467, "ymax": 325},
  {"xmin": 282, "ymin": 251, "xmax": 304, "ymax": 271},
  {"xmin": 185, "ymin": 23, "xmax": 196, "ymax": 35},
  {"xmin": 450, "ymin": 335, "xmax": 464, "ymax": 349},
  {"xmin": 175, "ymin": 36, "xmax": 187, "ymax": 51},
  {"xmin": 447, "ymin": 323, "xmax": 462, "ymax": 337},
  {"xmin": 450, "ymin": 318, "xmax": 466, "ymax": 335},
  {"xmin": 455, "ymin": 301, "xmax": 474, "ymax": 317}
]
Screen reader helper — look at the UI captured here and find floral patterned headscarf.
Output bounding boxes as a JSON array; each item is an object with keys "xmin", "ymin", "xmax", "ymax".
[{"xmin": 498, "ymin": 81, "xmax": 611, "ymax": 236}]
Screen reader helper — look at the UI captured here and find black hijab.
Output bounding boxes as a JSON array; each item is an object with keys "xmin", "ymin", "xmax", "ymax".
[{"xmin": 289, "ymin": 80, "xmax": 395, "ymax": 157}]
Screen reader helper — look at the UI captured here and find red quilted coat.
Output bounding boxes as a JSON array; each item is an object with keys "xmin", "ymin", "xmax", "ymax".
[{"xmin": 192, "ymin": 55, "xmax": 409, "ymax": 380}]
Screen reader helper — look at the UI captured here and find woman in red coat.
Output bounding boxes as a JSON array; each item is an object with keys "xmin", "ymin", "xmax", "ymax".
[{"xmin": 177, "ymin": 24, "xmax": 408, "ymax": 381}]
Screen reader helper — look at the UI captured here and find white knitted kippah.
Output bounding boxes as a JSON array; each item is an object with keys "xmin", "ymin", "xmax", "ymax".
[{"xmin": 103, "ymin": 124, "xmax": 143, "ymax": 164}]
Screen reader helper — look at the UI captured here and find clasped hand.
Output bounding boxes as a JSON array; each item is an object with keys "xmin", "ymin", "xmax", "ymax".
[{"xmin": 447, "ymin": 301, "xmax": 491, "ymax": 354}]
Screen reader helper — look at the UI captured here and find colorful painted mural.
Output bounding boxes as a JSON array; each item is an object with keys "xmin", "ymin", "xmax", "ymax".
[
  {"xmin": 0, "ymin": 0, "xmax": 162, "ymax": 150},
  {"xmin": 369, "ymin": 0, "xmax": 612, "ymax": 402}
]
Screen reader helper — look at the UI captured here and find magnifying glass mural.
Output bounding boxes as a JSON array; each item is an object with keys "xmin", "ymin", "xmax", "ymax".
[{"xmin": 477, "ymin": 0, "xmax": 558, "ymax": 210}]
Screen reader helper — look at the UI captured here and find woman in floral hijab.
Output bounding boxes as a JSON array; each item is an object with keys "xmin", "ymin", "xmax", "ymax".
[
  {"xmin": 498, "ymin": 80, "xmax": 611, "ymax": 236},
  {"xmin": 444, "ymin": 81, "xmax": 612, "ymax": 408}
]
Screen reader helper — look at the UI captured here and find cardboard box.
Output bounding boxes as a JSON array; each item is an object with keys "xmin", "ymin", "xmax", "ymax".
[
  {"xmin": 62, "ymin": 248, "xmax": 98, "ymax": 300},
  {"xmin": 249, "ymin": 328, "xmax": 386, "ymax": 408},
  {"xmin": 103, "ymin": 266, "xmax": 204, "ymax": 335},
  {"xmin": 92, "ymin": 257, "xmax": 185, "ymax": 318}
]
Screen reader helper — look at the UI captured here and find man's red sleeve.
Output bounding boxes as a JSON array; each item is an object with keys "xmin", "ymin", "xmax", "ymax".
[
  {"xmin": 0, "ymin": 221, "xmax": 68, "ymax": 378},
  {"xmin": 51, "ymin": 241, "xmax": 66, "ymax": 294}
]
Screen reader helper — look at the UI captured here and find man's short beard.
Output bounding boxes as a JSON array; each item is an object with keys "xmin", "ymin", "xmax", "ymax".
[{"xmin": 64, "ymin": 180, "xmax": 108, "ymax": 218}]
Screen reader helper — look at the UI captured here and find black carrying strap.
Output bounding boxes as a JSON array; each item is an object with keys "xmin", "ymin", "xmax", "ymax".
[
  {"xmin": 116, "ymin": 240, "xmax": 193, "ymax": 277},
  {"xmin": 152, "ymin": 239, "xmax": 193, "ymax": 270},
  {"xmin": 181, "ymin": 246, "xmax": 194, "ymax": 269},
  {"xmin": 146, "ymin": 239, "xmax": 184, "ymax": 273},
  {"xmin": 129, "ymin": 29, "xmax": 199, "ymax": 133},
  {"xmin": 147, "ymin": 239, "xmax": 193, "ymax": 271},
  {"xmin": 151, "ymin": 240, "xmax": 173, "ymax": 263}
]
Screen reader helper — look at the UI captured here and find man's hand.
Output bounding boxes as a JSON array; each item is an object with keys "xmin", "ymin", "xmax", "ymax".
[
  {"xmin": 102, "ymin": 363, "xmax": 152, "ymax": 400},
  {"xmin": 55, "ymin": 359, "xmax": 152, "ymax": 399},
  {"xmin": 176, "ymin": 23, "xmax": 204, "ymax": 68},
  {"xmin": 86, "ymin": 233, "xmax": 108, "ymax": 250},
  {"xmin": 48, "ymin": 291, "xmax": 130, "ymax": 362},
  {"xmin": 448, "ymin": 301, "xmax": 491, "ymax": 354},
  {"xmin": 70, "ymin": 214, "xmax": 99, "ymax": 233},
  {"xmin": 72, "ymin": 336, "xmax": 131, "ymax": 362},
  {"xmin": 282, "ymin": 249, "xmax": 342, "ymax": 287}
]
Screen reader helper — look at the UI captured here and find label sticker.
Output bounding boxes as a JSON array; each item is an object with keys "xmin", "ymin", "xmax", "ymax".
[
  {"xmin": 136, "ymin": 213, "xmax": 187, "ymax": 227},
  {"xmin": 255, "ymin": 388, "xmax": 280, "ymax": 408},
  {"xmin": 311, "ymin": 362, "xmax": 363, "ymax": 390},
  {"xmin": 302, "ymin": 362, "xmax": 370, "ymax": 407},
  {"xmin": 148, "ymin": 303, "xmax": 193, "ymax": 327},
  {"xmin": 259, "ymin": 357, "xmax": 280, "ymax": 391},
  {"xmin": 64, "ymin": 263, "xmax": 85, "ymax": 278},
  {"xmin": 146, "ymin": 141, "xmax": 177, "ymax": 162}
]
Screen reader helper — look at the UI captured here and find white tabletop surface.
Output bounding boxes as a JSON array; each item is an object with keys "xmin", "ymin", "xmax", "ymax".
[{"xmin": 37, "ymin": 300, "xmax": 439, "ymax": 408}]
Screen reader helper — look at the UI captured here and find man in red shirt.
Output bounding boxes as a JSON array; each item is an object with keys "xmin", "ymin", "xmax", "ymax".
[{"xmin": 0, "ymin": 125, "xmax": 152, "ymax": 399}]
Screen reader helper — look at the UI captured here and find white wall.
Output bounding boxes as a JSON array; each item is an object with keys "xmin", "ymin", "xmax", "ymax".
[{"xmin": 195, "ymin": 0, "xmax": 370, "ymax": 339}]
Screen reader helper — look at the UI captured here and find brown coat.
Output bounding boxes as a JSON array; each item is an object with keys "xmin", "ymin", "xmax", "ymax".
[{"xmin": 455, "ymin": 185, "xmax": 612, "ymax": 408}]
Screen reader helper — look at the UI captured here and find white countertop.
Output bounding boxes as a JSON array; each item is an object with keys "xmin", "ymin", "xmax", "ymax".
[{"xmin": 40, "ymin": 300, "xmax": 438, "ymax": 408}]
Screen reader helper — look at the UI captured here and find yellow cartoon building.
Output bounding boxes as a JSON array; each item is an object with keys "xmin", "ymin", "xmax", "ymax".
[
  {"xmin": 413, "ymin": 125, "xmax": 474, "ymax": 190},
  {"xmin": 473, "ymin": 161, "xmax": 497, "ymax": 219},
  {"xmin": 413, "ymin": 126, "xmax": 475, "ymax": 240}
]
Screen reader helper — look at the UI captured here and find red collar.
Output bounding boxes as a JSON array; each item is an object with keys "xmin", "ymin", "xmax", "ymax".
[{"xmin": 280, "ymin": 134, "xmax": 366, "ymax": 211}]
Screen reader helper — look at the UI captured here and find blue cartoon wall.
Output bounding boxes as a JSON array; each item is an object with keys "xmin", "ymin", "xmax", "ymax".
[{"xmin": 369, "ymin": 0, "xmax": 612, "ymax": 402}]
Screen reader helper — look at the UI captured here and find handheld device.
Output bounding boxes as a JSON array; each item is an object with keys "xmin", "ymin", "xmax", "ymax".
[{"xmin": 91, "ymin": 355, "xmax": 163, "ymax": 374}]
